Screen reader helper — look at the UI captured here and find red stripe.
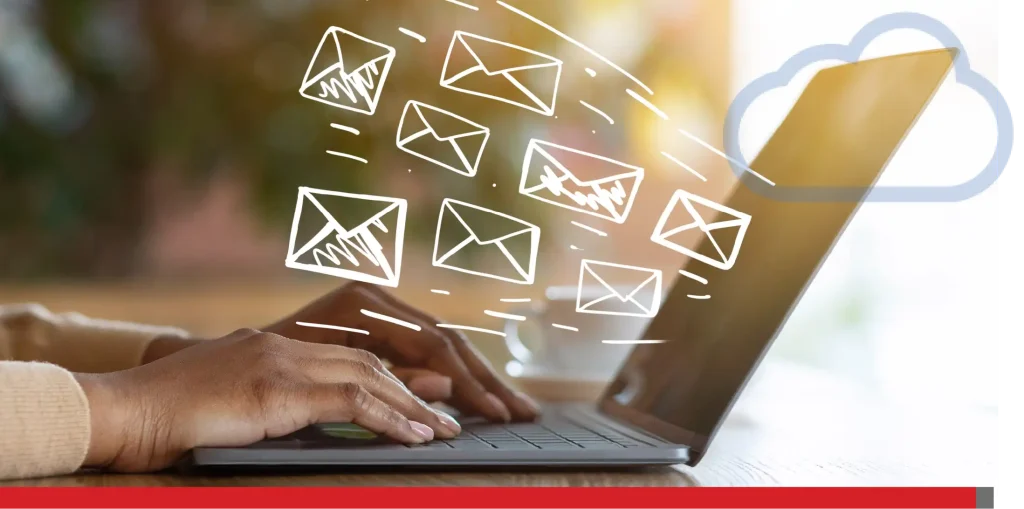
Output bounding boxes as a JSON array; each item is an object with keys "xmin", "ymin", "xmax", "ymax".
[{"xmin": 0, "ymin": 487, "xmax": 979, "ymax": 509}]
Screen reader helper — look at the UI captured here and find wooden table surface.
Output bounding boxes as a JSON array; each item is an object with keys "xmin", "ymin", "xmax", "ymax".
[
  {"xmin": 3, "ymin": 361, "xmax": 995, "ymax": 487},
  {"xmin": 0, "ymin": 283, "xmax": 996, "ymax": 487}
]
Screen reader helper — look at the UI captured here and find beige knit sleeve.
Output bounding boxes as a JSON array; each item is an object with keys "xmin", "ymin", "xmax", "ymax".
[
  {"xmin": 0, "ymin": 303, "xmax": 191, "ymax": 480},
  {"xmin": 0, "ymin": 362, "xmax": 90, "ymax": 480},
  {"xmin": 0, "ymin": 303, "xmax": 189, "ymax": 372}
]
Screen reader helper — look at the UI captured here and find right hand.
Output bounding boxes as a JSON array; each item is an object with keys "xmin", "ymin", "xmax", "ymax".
[{"xmin": 74, "ymin": 328, "xmax": 461, "ymax": 472}]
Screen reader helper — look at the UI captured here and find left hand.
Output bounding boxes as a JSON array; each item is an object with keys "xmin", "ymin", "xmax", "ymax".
[{"xmin": 146, "ymin": 282, "xmax": 539, "ymax": 423}]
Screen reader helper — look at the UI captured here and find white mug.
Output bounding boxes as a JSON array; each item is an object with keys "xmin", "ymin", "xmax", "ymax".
[{"xmin": 502, "ymin": 286, "xmax": 649, "ymax": 381}]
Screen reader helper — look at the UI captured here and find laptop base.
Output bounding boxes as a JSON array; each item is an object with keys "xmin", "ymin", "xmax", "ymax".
[{"xmin": 188, "ymin": 404, "xmax": 689, "ymax": 469}]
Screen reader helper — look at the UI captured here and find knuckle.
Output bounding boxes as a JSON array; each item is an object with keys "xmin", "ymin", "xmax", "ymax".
[
  {"xmin": 348, "ymin": 280, "xmax": 383, "ymax": 297},
  {"xmin": 424, "ymin": 333, "xmax": 455, "ymax": 356},
  {"xmin": 386, "ymin": 409, "xmax": 407, "ymax": 429},
  {"xmin": 346, "ymin": 282, "xmax": 373, "ymax": 298},
  {"xmin": 352, "ymin": 361, "xmax": 381, "ymax": 384},
  {"xmin": 356, "ymin": 349, "xmax": 384, "ymax": 370},
  {"xmin": 339, "ymin": 382, "xmax": 371, "ymax": 412},
  {"xmin": 233, "ymin": 327, "xmax": 261, "ymax": 338},
  {"xmin": 251, "ymin": 331, "xmax": 285, "ymax": 350},
  {"xmin": 337, "ymin": 283, "xmax": 370, "ymax": 308}
]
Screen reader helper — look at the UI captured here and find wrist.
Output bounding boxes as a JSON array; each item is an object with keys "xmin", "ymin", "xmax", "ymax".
[
  {"xmin": 142, "ymin": 335, "xmax": 204, "ymax": 364},
  {"xmin": 74, "ymin": 372, "xmax": 132, "ymax": 468}
]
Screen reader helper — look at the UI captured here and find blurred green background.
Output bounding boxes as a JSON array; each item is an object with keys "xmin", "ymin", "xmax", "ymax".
[
  {"xmin": 0, "ymin": 0, "xmax": 566, "ymax": 277},
  {"xmin": 0, "ymin": 0, "xmax": 729, "ymax": 281}
]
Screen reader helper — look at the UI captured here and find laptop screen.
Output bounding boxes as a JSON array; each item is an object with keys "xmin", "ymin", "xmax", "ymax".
[{"xmin": 599, "ymin": 49, "xmax": 955, "ymax": 460}]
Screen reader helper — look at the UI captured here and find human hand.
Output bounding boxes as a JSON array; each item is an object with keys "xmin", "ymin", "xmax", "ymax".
[
  {"xmin": 76, "ymin": 328, "xmax": 460, "ymax": 472},
  {"xmin": 262, "ymin": 283, "xmax": 540, "ymax": 422}
]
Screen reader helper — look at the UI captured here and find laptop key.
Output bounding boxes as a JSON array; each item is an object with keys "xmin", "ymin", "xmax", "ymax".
[
  {"xmin": 475, "ymin": 435, "xmax": 514, "ymax": 440},
  {"xmin": 535, "ymin": 443, "xmax": 582, "ymax": 450},
  {"xmin": 611, "ymin": 438, "xmax": 645, "ymax": 446},
  {"xmin": 449, "ymin": 440, "xmax": 496, "ymax": 449},
  {"xmin": 490, "ymin": 442, "xmax": 541, "ymax": 451},
  {"xmin": 556, "ymin": 434, "xmax": 596, "ymax": 440}
]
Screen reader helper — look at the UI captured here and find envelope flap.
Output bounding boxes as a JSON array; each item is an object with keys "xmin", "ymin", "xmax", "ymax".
[
  {"xmin": 656, "ymin": 195, "xmax": 702, "ymax": 236},
  {"xmin": 532, "ymin": 141, "xmax": 644, "ymax": 186},
  {"xmin": 413, "ymin": 102, "xmax": 487, "ymax": 141},
  {"xmin": 704, "ymin": 222, "xmax": 744, "ymax": 261},
  {"xmin": 583, "ymin": 261, "xmax": 659, "ymax": 301},
  {"xmin": 681, "ymin": 192, "xmax": 750, "ymax": 227},
  {"xmin": 302, "ymin": 28, "xmax": 394, "ymax": 90},
  {"xmin": 302, "ymin": 30, "xmax": 345, "ymax": 87},
  {"xmin": 301, "ymin": 188, "xmax": 401, "ymax": 236},
  {"xmin": 687, "ymin": 194, "xmax": 727, "ymax": 227},
  {"xmin": 456, "ymin": 31, "xmax": 562, "ymax": 75},
  {"xmin": 333, "ymin": 28, "xmax": 394, "ymax": 75},
  {"xmin": 445, "ymin": 199, "xmax": 535, "ymax": 244}
]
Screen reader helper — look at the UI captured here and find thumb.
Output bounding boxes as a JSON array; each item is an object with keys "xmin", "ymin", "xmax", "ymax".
[{"xmin": 391, "ymin": 368, "xmax": 453, "ymax": 403}]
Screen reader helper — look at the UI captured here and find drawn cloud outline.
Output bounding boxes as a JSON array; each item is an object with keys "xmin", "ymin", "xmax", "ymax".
[{"xmin": 723, "ymin": 12, "xmax": 1013, "ymax": 202}]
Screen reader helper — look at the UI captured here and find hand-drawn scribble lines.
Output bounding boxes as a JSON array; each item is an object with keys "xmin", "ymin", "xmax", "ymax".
[
  {"xmin": 312, "ymin": 221, "xmax": 387, "ymax": 269},
  {"xmin": 318, "ymin": 60, "xmax": 382, "ymax": 105}
]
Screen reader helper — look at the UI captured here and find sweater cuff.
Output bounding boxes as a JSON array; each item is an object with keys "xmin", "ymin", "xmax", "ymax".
[{"xmin": 0, "ymin": 362, "xmax": 90, "ymax": 480}]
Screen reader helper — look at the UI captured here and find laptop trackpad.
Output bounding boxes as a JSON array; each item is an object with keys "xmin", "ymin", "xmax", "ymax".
[{"xmin": 251, "ymin": 423, "xmax": 395, "ymax": 449}]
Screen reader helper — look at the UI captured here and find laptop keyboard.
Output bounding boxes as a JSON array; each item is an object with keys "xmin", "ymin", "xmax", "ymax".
[{"xmin": 407, "ymin": 421, "xmax": 650, "ymax": 450}]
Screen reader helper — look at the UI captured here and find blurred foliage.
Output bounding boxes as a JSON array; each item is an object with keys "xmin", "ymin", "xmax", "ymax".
[{"xmin": 0, "ymin": 0, "xmax": 564, "ymax": 278}]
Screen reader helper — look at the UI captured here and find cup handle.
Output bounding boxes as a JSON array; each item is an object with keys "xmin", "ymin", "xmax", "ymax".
[{"xmin": 503, "ymin": 305, "xmax": 539, "ymax": 365}]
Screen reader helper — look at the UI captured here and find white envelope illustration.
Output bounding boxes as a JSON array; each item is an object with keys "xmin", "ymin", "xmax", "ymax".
[
  {"xmin": 440, "ymin": 31, "xmax": 563, "ymax": 116},
  {"xmin": 651, "ymin": 190, "xmax": 751, "ymax": 271},
  {"xmin": 519, "ymin": 139, "xmax": 644, "ymax": 223},
  {"xmin": 396, "ymin": 101, "xmax": 491, "ymax": 177},
  {"xmin": 432, "ymin": 199, "xmax": 540, "ymax": 285},
  {"xmin": 576, "ymin": 260, "xmax": 662, "ymax": 318},
  {"xmin": 299, "ymin": 27, "xmax": 396, "ymax": 115},
  {"xmin": 285, "ymin": 187, "xmax": 407, "ymax": 287}
]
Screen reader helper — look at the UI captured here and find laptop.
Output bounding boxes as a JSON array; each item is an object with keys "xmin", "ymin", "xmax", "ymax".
[{"xmin": 189, "ymin": 48, "xmax": 956, "ymax": 470}]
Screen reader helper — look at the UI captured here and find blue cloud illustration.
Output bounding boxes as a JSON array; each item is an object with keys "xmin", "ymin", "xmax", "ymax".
[{"xmin": 723, "ymin": 12, "xmax": 1013, "ymax": 202}]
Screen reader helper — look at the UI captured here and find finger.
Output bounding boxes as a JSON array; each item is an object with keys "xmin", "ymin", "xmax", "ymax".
[
  {"xmin": 349, "ymin": 287, "xmax": 513, "ymax": 422},
  {"xmin": 292, "ymin": 341, "xmax": 410, "ymax": 389},
  {"xmin": 302, "ymin": 357, "xmax": 461, "ymax": 438},
  {"xmin": 306, "ymin": 383, "xmax": 433, "ymax": 444},
  {"xmin": 288, "ymin": 339, "xmax": 442, "ymax": 416},
  {"xmin": 391, "ymin": 368, "xmax": 453, "ymax": 402},
  {"xmin": 289, "ymin": 340, "xmax": 453, "ymax": 417},
  {"xmin": 363, "ymin": 286, "xmax": 538, "ymax": 420},
  {"xmin": 448, "ymin": 333, "xmax": 540, "ymax": 420}
]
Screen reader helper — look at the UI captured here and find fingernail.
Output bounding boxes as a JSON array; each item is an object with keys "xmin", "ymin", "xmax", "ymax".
[
  {"xmin": 435, "ymin": 410, "xmax": 462, "ymax": 434},
  {"xmin": 409, "ymin": 421, "xmax": 434, "ymax": 442},
  {"xmin": 516, "ymin": 391, "xmax": 541, "ymax": 414},
  {"xmin": 485, "ymin": 392, "xmax": 512, "ymax": 422}
]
